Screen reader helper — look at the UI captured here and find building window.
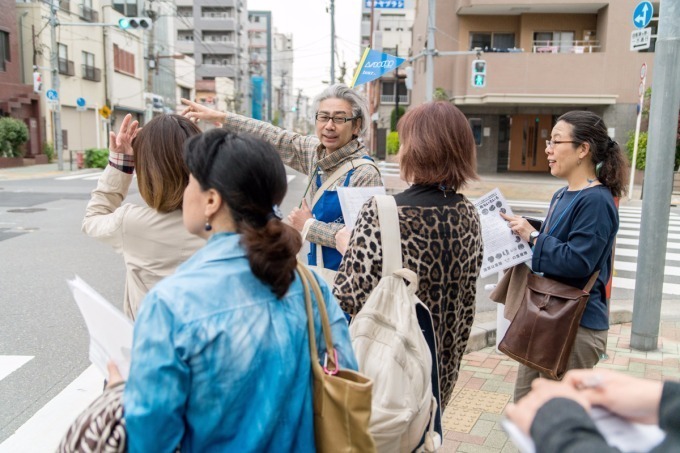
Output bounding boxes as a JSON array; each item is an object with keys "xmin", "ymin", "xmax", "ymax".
[
  {"xmin": 79, "ymin": 0, "xmax": 98, "ymax": 22},
  {"xmin": 469, "ymin": 118, "xmax": 482, "ymax": 146},
  {"xmin": 470, "ymin": 32, "xmax": 516, "ymax": 52},
  {"xmin": 113, "ymin": 44, "xmax": 135, "ymax": 76},
  {"xmin": 203, "ymin": 32, "xmax": 233, "ymax": 42},
  {"xmin": 202, "ymin": 7, "xmax": 233, "ymax": 19},
  {"xmin": 180, "ymin": 86, "xmax": 191, "ymax": 100},
  {"xmin": 203, "ymin": 54, "xmax": 233, "ymax": 66},
  {"xmin": 178, "ymin": 31, "xmax": 194, "ymax": 41},
  {"xmin": 0, "ymin": 30, "xmax": 9, "ymax": 72},
  {"xmin": 533, "ymin": 31, "xmax": 575, "ymax": 53},
  {"xmin": 113, "ymin": 0, "xmax": 137, "ymax": 17},
  {"xmin": 57, "ymin": 43, "xmax": 74, "ymax": 76},
  {"xmin": 82, "ymin": 51, "xmax": 99, "ymax": 81},
  {"xmin": 177, "ymin": 6, "xmax": 192, "ymax": 18}
]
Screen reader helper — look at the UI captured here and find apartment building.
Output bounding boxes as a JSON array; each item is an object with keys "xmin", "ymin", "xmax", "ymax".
[
  {"xmin": 0, "ymin": 0, "xmax": 43, "ymax": 163},
  {"xmin": 248, "ymin": 10, "xmax": 272, "ymax": 122},
  {"xmin": 175, "ymin": 0, "xmax": 250, "ymax": 115},
  {"xmin": 272, "ymin": 31, "xmax": 293, "ymax": 130},
  {"xmin": 361, "ymin": 0, "xmax": 415, "ymax": 155},
  {"xmin": 410, "ymin": 0, "xmax": 657, "ymax": 173}
]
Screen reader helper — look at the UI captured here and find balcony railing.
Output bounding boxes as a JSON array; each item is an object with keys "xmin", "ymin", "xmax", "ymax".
[
  {"xmin": 81, "ymin": 65, "xmax": 101, "ymax": 82},
  {"xmin": 532, "ymin": 40, "xmax": 601, "ymax": 54},
  {"xmin": 58, "ymin": 58, "xmax": 75, "ymax": 76},
  {"xmin": 380, "ymin": 94, "xmax": 410, "ymax": 104},
  {"xmin": 60, "ymin": 0, "xmax": 70, "ymax": 13},
  {"xmin": 79, "ymin": 5, "xmax": 99, "ymax": 23}
]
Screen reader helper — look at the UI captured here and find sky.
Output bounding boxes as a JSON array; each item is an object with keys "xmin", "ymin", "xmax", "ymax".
[{"xmin": 247, "ymin": 0, "xmax": 363, "ymax": 98}]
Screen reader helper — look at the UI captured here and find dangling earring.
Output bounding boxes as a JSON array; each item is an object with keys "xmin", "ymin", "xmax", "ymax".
[
  {"xmin": 204, "ymin": 219, "xmax": 213, "ymax": 231},
  {"xmin": 577, "ymin": 159, "xmax": 581, "ymax": 166}
]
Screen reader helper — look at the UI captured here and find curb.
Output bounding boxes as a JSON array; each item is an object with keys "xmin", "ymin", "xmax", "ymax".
[{"xmin": 465, "ymin": 308, "xmax": 634, "ymax": 353}]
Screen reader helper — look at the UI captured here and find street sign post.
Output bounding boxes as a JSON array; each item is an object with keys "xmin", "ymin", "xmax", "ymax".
[
  {"xmin": 76, "ymin": 97, "xmax": 86, "ymax": 112},
  {"xmin": 98, "ymin": 105, "xmax": 111, "ymax": 119},
  {"xmin": 46, "ymin": 89, "xmax": 58, "ymax": 111},
  {"xmin": 628, "ymin": 63, "xmax": 647, "ymax": 200},
  {"xmin": 630, "ymin": 28, "xmax": 652, "ymax": 51},
  {"xmin": 633, "ymin": 1, "xmax": 653, "ymax": 28}
]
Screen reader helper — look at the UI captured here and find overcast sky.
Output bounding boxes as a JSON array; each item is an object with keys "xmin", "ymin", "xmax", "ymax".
[{"xmin": 247, "ymin": 0, "xmax": 363, "ymax": 98}]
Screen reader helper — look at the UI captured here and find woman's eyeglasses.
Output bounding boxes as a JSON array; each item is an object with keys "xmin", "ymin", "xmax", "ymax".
[{"xmin": 546, "ymin": 140, "xmax": 579, "ymax": 149}]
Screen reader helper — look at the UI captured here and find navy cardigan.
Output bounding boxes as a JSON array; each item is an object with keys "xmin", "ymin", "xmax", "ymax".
[{"xmin": 532, "ymin": 185, "xmax": 619, "ymax": 330}]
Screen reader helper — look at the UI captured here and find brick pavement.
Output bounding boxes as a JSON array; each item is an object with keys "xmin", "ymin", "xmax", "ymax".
[{"xmin": 438, "ymin": 321, "xmax": 680, "ymax": 452}]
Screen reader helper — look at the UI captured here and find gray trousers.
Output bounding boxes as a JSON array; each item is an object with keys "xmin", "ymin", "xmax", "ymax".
[{"xmin": 513, "ymin": 326, "xmax": 608, "ymax": 402}]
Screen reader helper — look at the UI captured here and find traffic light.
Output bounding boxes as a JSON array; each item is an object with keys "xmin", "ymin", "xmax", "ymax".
[
  {"xmin": 118, "ymin": 17, "xmax": 153, "ymax": 30},
  {"xmin": 471, "ymin": 59, "xmax": 487, "ymax": 88}
]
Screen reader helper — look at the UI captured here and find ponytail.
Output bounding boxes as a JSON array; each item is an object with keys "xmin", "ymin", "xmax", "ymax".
[
  {"xmin": 596, "ymin": 140, "xmax": 629, "ymax": 198},
  {"xmin": 241, "ymin": 220, "xmax": 302, "ymax": 298}
]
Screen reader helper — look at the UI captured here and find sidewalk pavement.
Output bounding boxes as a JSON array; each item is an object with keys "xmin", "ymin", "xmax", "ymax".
[{"xmin": 4, "ymin": 162, "xmax": 680, "ymax": 452}]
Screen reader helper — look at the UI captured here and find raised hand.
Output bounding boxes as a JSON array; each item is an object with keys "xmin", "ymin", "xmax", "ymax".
[
  {"xmin": 109, "ymin": 113, "xmax": 139, "ymax": 156},
  {"xmin": 180, "ymin": 98, "xmax": 227, "ymax": 125}
]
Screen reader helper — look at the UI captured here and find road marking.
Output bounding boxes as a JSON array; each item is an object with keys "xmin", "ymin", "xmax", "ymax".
[
  {"xmin": 54, "ymin": 172, "xmax": 103, "ymax": 181},
  {"xmin": 613, "ymin": 277, "xmax": 680, "ymax": 296},
  {"xmin": 0, "ymin": 365, "xmax": 103, "ymax": 453},
  {"xmin": 0, "ymin": 356, "xmax": 33, "ymax": 382},
  {"xmin": 286, "ymin": 175, "xmax": 296, "ymax": 183},
  {"xmin": 615, "ymin": 247, "xmax": 680, "ymax": 261},
  {"xmin": 618, "ymin": 229, "xmax": 680, "ymax": 240},
  {"xmin": 615, "ymin": 260, "xmax": 680, "ymax": 275},
  {"xmin": 616, "ymin": 237, "xmax": 680, "ymax": 250}
]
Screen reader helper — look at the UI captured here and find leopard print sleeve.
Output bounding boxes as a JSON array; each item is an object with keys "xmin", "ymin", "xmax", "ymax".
[{"xmin": 333, "ymin": 197, "xmax": 383, "ymax": 316}]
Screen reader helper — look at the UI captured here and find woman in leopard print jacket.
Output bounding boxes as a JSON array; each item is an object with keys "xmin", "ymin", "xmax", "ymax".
[{"xmin": 333, "ymin": 101, "xmax": 483, "ymax": 411}]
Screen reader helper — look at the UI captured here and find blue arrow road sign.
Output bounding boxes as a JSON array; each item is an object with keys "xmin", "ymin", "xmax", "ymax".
[
  {"xmin": 76, "ymin": 97, "xmax": 86, "ymax": 107},
  {"xmin": 46, "ymin": 89, "xmax": 58, "ymax": 101},
  {"xmin": 633, "ymin": 1, "xmax": 653, "ymax": 29}
]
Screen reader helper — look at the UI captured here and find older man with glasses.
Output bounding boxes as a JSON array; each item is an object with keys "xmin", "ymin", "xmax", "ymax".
[{"xmin": 181, "ymin": 84, "xmax": 382, "ymax": 274}]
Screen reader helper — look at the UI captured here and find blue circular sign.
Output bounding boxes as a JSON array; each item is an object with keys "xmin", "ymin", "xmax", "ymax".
[
  {"xmin": 76, "ymin": 97, "xmax": 86, "ymax": 107},
  {"xmin": 46, "ymin": 89, "xmax": 58, "ymax": 101},
  {"xmin": 633, "ymin": 1, "xmax": 653, "ymax": 29}
]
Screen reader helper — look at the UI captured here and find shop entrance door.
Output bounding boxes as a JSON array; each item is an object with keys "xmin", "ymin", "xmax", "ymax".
[{"xmin": 508, "ymin": 114, "xmax": 552, "ymax": 172}]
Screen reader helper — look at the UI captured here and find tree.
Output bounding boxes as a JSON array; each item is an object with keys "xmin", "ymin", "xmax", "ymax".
[
  {"xmin": 390, "ymin": 107, "xmax": 405, "ymax": 131},
  {"xmin": 0, "ymin": 118, "xmax": 29, "ymax": 158}
]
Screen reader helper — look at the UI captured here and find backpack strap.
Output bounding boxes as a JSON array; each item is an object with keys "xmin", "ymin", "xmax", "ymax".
[
  {"xmin": 374, "ymin": 194, "xmax": 402, "ymax": 277},
  {"xmin": 310, "ymin": 159, "xmax": 381, "ymax": 209}
]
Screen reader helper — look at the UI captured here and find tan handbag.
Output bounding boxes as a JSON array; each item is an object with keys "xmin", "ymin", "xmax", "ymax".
[
  {"xmin": 297, "ymin": 264, "xmax": 376, "ymax": 453},
  {"xmin": 498, "ymin": 271, "xmax": 599, "ymax": 380}
]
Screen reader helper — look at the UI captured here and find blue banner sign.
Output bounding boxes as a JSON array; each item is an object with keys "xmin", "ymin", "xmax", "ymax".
[
  {"xmin": 350, "ymin": 48, "xmax": 406, "ymax": 87},
  {"xmin": 365, "ymin": 0, "xmax": 405, "ymax": 9}
]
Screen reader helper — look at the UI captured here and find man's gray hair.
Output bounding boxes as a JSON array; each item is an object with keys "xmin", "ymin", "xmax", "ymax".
[{"xmin": 312, "ymin": 84, "xmax": 369, "ymax": 136}]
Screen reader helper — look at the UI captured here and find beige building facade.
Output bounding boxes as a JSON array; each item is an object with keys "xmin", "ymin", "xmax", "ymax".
[{"xmin": 410, "ymin": 0, "xmax": 658, "ymax": 173}]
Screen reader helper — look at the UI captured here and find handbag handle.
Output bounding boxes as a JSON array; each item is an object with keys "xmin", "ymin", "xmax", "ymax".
[
  {"xmin": 298, "ymin": 263, "xmax": 338, "ymax": 374},
  {"xmin": 374, "ymin": 194, "xmax": 403, "ymax": 277}
]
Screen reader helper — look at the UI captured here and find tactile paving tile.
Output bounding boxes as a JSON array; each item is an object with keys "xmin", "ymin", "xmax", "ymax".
[
  {"xmin": 441, "ymin": 406, "xmax": 480, "ymax": 433},
  {"xmin": 451, "ymin": 388, "xmax": 510, "ymax": 414}
]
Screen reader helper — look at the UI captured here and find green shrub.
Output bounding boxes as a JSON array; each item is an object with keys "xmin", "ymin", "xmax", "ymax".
[
  {"xmin": 626, "ymin": 130, "xmax": 680, "ymax": 171},
  {"xmin": 43, "ymin": 142, "xmax": 55, "ymax": 163},
  {"xmin": 390, "ymin": 106, "xmax": 405, "ymax": 131},
  {"xmin": 0, "ymin": 117, "xmax": 29, "ymax": 158},
  {"xmin": 84, "ymin": 148, "xmax": 109, "ymax": 169},
  {"xmin": 386, "ymin": 131, "xmax": 400, "ymax": 155},
  {"xmin": 625, "ymin": 131, "xmax": 647, "ymax": 170}
]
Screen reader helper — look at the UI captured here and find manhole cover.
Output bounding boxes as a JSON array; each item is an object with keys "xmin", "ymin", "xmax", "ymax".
[{"xmin": 7, "ymin": 208, "xmax": 47, "ymax": 213}]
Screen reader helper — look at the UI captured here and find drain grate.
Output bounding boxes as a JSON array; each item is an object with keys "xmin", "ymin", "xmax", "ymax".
[{"xmin": 7, "ymin": 208, "xmax": 47, "ymax": 213}]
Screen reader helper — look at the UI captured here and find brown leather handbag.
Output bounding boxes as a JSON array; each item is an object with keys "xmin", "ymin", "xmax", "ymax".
[
  {"xmin": 297, "ymin": 264, "xmax": 376, "ymax": 453},
  {"xmin": 498, "ymin": 271, "xmax": 599, "ymax": 380}
]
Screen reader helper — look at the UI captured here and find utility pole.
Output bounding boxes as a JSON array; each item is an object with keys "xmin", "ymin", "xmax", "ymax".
[
  {"xmin": 330, "ymin": 0, "xmax": 335, "ymax": 84},
  {"xmin": 631, "ymin": 0, "xmax": 680, "ymax": 351},
  {"xmin": 425, "ymin": 0, "xmax": 436, "ymax": 102},
  {"xmin": 49, "ymin": 0, "xmax": 64, "ymax": 170},
  {"xmin": 394, "ymin": 44, "xmax": 399, "ymax": 130}
]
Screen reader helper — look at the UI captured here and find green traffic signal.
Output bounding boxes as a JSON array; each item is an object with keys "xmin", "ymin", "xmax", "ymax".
[
  {"xmin": 471, "ymin": 59, "xmax": 487, "ymax": 88},
  {"xmin": 118, "ymin": 17, "xmax": 152, "ymax": 30}
]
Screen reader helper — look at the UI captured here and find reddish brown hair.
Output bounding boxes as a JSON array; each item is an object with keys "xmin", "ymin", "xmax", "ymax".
[
  {"xmin": 398, "ymin": 102, "xmax": 478, "ymax": 190},
  {"xmin": 133, "ymin": 114, "xmax": 201, "ymax": 213}
]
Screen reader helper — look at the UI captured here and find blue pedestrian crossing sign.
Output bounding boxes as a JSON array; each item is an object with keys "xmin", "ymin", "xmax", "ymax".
[
  {"xmin": 76, "ymin": 97, "xmax": 86, "ymax": 107},
  {"xmin": 633, "ymin": 1, "xmax": 653, "ymax": 29},
  {"xmin": 46, "ymin": 89, "xmax": 58, "ymax": 101}
]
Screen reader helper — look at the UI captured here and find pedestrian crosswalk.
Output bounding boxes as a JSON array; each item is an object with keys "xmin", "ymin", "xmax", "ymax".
[{"xmin": 505, "ymin": 200, "xmax": 680, "ymax": 296}]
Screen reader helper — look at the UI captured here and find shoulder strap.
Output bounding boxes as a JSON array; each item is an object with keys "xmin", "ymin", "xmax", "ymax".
[
  {"xmin": 583, "ymin": 271, "xmax": 600, "ymax": 293},
  {"xmin": 310, "ymin": 159, "xmax": 381, "ymax": 209},
  {"xmin": 542, "ymin": 187, "xmax": 567, "ymax": 233},
  {"xmin": 374, "ymin": 194, "xmax": 402, "ymax": 277}
]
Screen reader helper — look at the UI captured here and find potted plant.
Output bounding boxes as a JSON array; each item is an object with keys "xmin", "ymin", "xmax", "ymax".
[{"xmin": 0, "ymin": 118, "xmax": 29, "ymax": 168}]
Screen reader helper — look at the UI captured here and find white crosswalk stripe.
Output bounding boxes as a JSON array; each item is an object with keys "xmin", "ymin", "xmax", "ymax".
[{"xmin": 0, "ymin": 355, "xmax": 33, "ymax": 382}]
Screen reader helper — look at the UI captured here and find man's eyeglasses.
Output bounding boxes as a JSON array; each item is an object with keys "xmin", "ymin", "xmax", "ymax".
[
  {"xmin": 315, "ymin": 113, "xmax": 359, "ymax": 124},
  {"xmin": 545, "ymin": 140, "xmax": 580, "ymax": 149}
]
